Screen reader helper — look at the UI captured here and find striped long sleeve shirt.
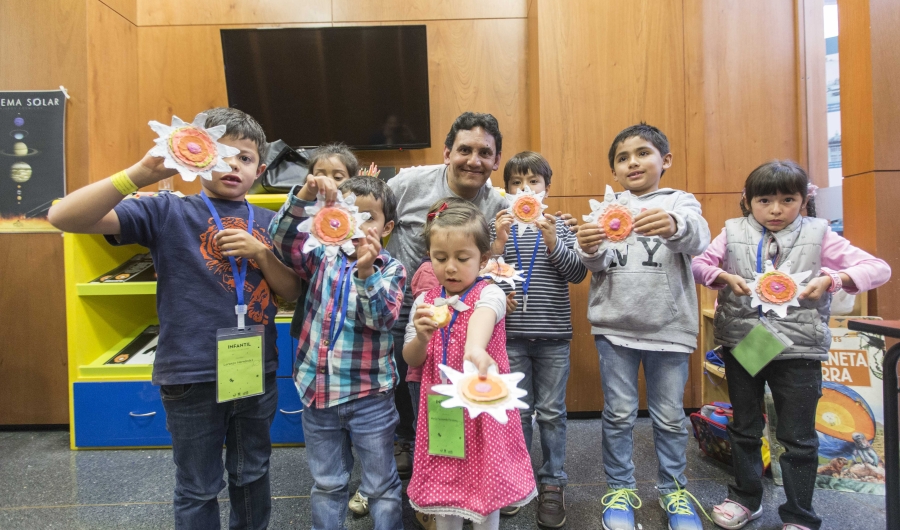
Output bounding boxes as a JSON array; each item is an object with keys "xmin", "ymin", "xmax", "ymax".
[
  {"xmin": 269, "ymin": 191, "xmax": 407, "ymax": 408},
  {"xmin": 489, "ymin": 218, "xmax": 588, "ymax": 340}
]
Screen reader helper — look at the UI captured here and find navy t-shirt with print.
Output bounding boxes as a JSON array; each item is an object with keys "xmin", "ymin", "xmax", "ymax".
[{"xmin": 108, "ymin": 193, "xmax": 278, "ymax": 385}]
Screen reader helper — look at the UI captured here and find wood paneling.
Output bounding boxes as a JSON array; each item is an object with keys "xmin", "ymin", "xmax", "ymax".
[
  {"xmin": 332, "ymin": 0, "xmax": 527, "ymax": 22},
  {"xmin": 0, "ymin": 0, "xmax": 88, "ymax": 424},
  {"xmin": 684, "ymin": 0, "xmax": 800, "ymax": 193},
  {"xmin": 799, "ymin": 0, "xmax": 828, "ymax": 188},
  {"xmin": 88, "ymin": 0, "xmax": 140, "ymax": 182},
  {"xmin": 533, "ymin": 0, "xmax": 688, "ymax": 197},
  {"xmin": 836, "ymin": 0, "xmax": 874, "ymax": 177},
  {"xmin": 136, "ymin": 0, "xmax": 331, "ymax": 27},
  {"xmin": 100, "ymin": 0, "xmax": 137, "ymax": 24},
  {"xmin": 526, "ymin": 0, "xmax": 541, "ymax": 150},
  {"xmin": 869, "ymin": 0, "xmax": 900, "ymax": 172}
]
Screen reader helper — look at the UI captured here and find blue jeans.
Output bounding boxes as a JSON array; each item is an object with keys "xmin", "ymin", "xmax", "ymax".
[
  {"xmin": 595, "ymin": 336, "xmax": 690, "ymax": 494},
  {"xmin": 507, "ymin": 338, "xmax": 570, "ymax": 487},
  {"xmin": 302, "ymin": 389, "xmax": 403, "ymax": 530},
  {"xmin": 160, "ymin": 371, "xmax": 278, "ymax": 530}
]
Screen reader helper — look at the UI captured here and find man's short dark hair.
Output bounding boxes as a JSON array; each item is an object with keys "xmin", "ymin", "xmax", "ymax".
[
  {"xmin": 339, "ymin": 176, "xmax": 398, "ymax": 226},
  {"xmin": 444, "ymin": 112, "xmax": 503, "ymax": 154},
  {"xmin": 308, "ymin": 143, "xmax": 359, "ymax": 178},
  {"xmin": 204, "ymin": 107, "xmax": 268, "ymax": 163},
  {"xmin": 503, "ymin": 151, "xmax": 553, "ymax": 189},
  {"xmin": 607, "ymin": 123, "xmax": 670, "ymax": 175}
]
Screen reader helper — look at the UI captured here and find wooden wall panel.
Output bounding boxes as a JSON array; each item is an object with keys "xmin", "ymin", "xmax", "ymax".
[
  {"xmin": 836, "ymin": 0, "xmax": 874, "ymax": 177},
  {"xmin": 100, "ymin": 0, "xmax": 137, "ymax": 24},
  {"xmin": 869, "ymin": 0, "xmax": 900, "ymax": 172},
  {"xmin": 684, "ymin": 0, "xmax": 801, "ymax": 194},
  {"xmin": 332, "ymin": 0, "xmax": 527, "ymax": 22},
  {"xmin": 0, "ymin": 0, "xmax": 88, "ymax": 424},
  {"xmin": 88, "ymin": 0, "xmax": 140, "ymax": 182},
  {"xmin": 533, "ymin": 0, "xmax": 688, "ymax": 197},
  {"xmin": 136, "ymin": 0, "xmax": 331, "ymax": 27},
  {"xmin": 799, "ymin": 0, "xmax": 828, "ymax": 188}
]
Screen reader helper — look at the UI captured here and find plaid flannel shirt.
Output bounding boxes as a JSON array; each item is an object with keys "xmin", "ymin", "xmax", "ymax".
[{"xmin": 269, "ymin": 191, "xmax": 406, "ymax": 408}]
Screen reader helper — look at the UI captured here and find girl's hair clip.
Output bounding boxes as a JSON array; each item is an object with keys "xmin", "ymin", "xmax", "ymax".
[
  {"xmin": 426, "ymin": 202, "xmax": 448, "ymax": 222},
  {"xmin": 807, "ymin": 183, "xmax": 819, "ymax": 197}
]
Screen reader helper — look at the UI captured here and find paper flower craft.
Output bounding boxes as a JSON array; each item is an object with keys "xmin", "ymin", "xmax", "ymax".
[
  {"xmin": 430, "ymin": 295, "xmax": 471, "ymax": 328},
  {"xmin": 148, "ymin": 113, "xmax": 240, "ymax": 182},
  {"xmin": 747, "ymin": 260, "xmax": 813, "ymax": 318},
  {"xmin": 297, "ymin": 192, "xmax": 370, "ymax": 261},
  {"xmin": 507, "ymin": 185, "xmax": 549, "ymax": 236},
  {"xmin": 582, "ymin": 185, "xmax": 641, "ymax": 252},
  {"xmin": 432, "ymin": 361, "xmax": 529, "ymax": 423},
  {"xmin": 479, "ymin": 257, "xmax": 525, "ymax": 289}
]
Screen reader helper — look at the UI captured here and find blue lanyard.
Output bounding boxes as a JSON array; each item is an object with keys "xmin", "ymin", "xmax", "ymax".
[
  {"xmin": 439, "ymin": 284, "xmax": 477, "ymax": 368},
  {"xmin": 200, "ymin": 191, "xmax": 253, "ymax": 327},
  {"xmin": 512, "ymin": 229, "xmax": 542, "ymax": 311},
  {"xmin": 755, "ymin": 228, "xmax": 771, "ymax": 318},
  {"xmin": 327, "ymin": 254, "xmax": 354, "ymax": 354}
]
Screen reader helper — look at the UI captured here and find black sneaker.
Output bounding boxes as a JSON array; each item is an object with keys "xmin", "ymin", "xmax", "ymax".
[
  {"xmin": 500, "ymin": 505, "xmax": 521, "ymax": 516},
  {"xmin": 394, "ymin": 441, "xmax": 412, "ymax": 480},
  {"xmin": 537, "ymin": 484, "xmax": 566, "ymax": 528}
]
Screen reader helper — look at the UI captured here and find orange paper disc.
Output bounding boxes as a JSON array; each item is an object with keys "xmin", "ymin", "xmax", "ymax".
[
  {"xmin": 461, "ymin": 374, "xmax": 509, "ymax": 403},
  {"xmin": 756, "ymin": 271, "xmax": 797, "ymax": 304},
  {"xmin": 512, "ymin": 195, "xmax": 543, "ymax": 223},
  {"xmin": 169, "ymin": 126, "xmax": 217, "ymax": 169},
  {"xmin": 599, "ymin": 205, "xmax": 634, "ymax": 242},
  {"xmin": 312, "ymin": 207, "xmax": 355, "ymax": 244},
  {"xmin": 484, "ymin": 260, "xmax": 516, "ymax": 278}
]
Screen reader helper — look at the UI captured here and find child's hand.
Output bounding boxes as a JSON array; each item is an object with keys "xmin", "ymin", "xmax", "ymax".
[
  {"xmin": 215, "ymin": 229, "xmax": 267, "ymax": 262},
  {"xmin": 355, "ymin": 227, "xmax": 382, "ymax": 279},
  {"xmin": 413, "ymin": 304, "xmax": 439, "ymax": 340},
  {"xmin": 298, "ymin": 175, "xmax": 340, "ymax": 204},
  {"xmin": 463, "ymin": 346, "xmax": 498, "ymax": 378},
  {"xmin": 555, "ymin": 211, "xmax": 579, "ymax": 234},
  {"xmin": 130, "ymin": 149, "xmax": 178, "ymax": 187},
  {"xmin": 575, "ymin": 222, "xmax": 607, "ymax": 254},
  {"xmin": 799, "ymin": 276, "xmax": 832, "ymax": 301},
  {"xmin": 494, "ymin": 211, "xmax": 514, "ymax": 248},
  {"xmin": 534, "ymin": 213, "xmax": 559, "ymax": 252},
  {"xmin": 633, "ymin": 208, "xmax": 677, "ymax": 238},
  {"xmin": 717, "ymin": 272, "xmax": 752, "ymax": 296},
  {"xmin": 505, "ymin": 291, "xmax": 518, "ymax": 314}
]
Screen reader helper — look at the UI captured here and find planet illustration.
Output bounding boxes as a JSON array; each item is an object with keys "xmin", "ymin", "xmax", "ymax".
[
  {"xmin": 11, "ymin": 162, "xmax": 32, "ymax": 183},
  {"xmin": 14, "ymin": 117, "xmax": 24, "ymax": 127},
  {"xmin": 14, "ymin": 142, "xmax": 27, "ymax": 155},
  {"xmin": 10, "ymin": 130, "xmax": 27, "ymax": 140},
  {"xmin": 815, "ymin": 381, "xmax": 876, "ymax": 459}
]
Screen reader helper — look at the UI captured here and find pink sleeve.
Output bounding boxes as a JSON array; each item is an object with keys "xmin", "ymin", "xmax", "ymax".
[
  {"xmin": 692, "ymin": 228, "xmax": 729, "ymax": 289},
  {"xmin": 411, "ymin": 261, "xmax": 440, "ymax": 298},
  {"xmin": 819, "ymin": 229, "xmax": 892, "ymax": 294}
]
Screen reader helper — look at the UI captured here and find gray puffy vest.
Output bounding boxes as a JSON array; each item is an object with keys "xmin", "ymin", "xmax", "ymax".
[{"xmin": 714, "ymin": 215, "xmax": 831, "ymax": 360}]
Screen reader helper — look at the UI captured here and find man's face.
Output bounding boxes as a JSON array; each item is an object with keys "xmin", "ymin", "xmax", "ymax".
[
  {"xmin": 201, "ymin": 136, "xmax": 265, "ymax": 200},
  {"xmin": 443, "ymin": 127, "xmax": 501, "ymax": 197}
]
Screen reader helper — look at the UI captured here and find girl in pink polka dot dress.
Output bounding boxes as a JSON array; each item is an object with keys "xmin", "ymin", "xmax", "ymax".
[{"xmin": 403, "ymin": 200, "xmax": 537, "ymax": 530}]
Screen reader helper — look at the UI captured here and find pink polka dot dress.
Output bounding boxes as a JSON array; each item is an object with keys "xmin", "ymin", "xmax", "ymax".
[{"xmin": 407, "ymin": 281, "xmax": 537, "ymax": 522}]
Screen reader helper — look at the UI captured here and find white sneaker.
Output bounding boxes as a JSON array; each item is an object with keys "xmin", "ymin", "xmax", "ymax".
[
  {"xmin": 711, "ymin": 499, "xmax": 761, "ymax": 529},
  {"xmin": 349, "ymin": 490, "xmax": 369, "ymax": 516}
]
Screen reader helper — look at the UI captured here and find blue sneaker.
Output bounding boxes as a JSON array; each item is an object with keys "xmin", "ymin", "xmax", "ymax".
[
  {"xmin": 659, "ymin": 484, "xmax": 708, "ymax": 530},
  {"xmin": 601, "ymin": 488, "xmax": 641, "ymax": 530}
]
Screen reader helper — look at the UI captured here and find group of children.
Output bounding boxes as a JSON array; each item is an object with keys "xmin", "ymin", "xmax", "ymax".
[{"xmin": 48, "ymin": 108, "xmax": 891, "ymax": 530}]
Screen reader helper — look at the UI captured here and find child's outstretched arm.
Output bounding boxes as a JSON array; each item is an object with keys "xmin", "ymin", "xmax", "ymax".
[
  {"xmin": 800, "ymin": 228, "xmax": 892, "ymax": 300},
  {"xmin": 268, "ymin": 176, "xmax": 341, "ymax": 280},
  {"xmin": 48, "ymin": 151, "xmax": 175, "ymax": 234},
  {"xmin": 215, "ymin": 230, "xmax": 304, "ymax": 301},
  {"xmin": 463, "ymin": 306, "xmax": 501, "ymax": 377},
  {"xmin": 353, "ymin": 227, "xmax": 407, "ymax": 332},
  {"xmin": 635, "ymin": 192, "xmax": 711, "ymax": 256}
]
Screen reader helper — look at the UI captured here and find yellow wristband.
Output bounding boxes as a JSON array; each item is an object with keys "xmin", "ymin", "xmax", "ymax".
[{"xmin": 110, "ymin": 170, "xmax": 139, "ymax": 196}]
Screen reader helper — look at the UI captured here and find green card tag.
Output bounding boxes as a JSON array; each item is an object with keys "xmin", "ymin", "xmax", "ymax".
[
  {"xmin": 732, "ymin": 318, "xmax": 791, "ymax": 376},
  {"xmin": 216, "ymin": 326, "xmax": 265, "ymax": 403},
  {"xmin": 428, "ymin": 394, "xmax": 465, "ymax": 458}
]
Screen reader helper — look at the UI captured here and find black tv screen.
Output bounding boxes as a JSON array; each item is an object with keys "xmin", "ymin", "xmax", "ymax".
[{"xmin": 221, "ymin": 26, "xmax": 431, "ymax": 150}]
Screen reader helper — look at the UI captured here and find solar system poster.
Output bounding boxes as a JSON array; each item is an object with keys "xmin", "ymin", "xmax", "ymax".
[{"xmin": 0, "ymin": 90, "xmax": 66, "ymax": 233}]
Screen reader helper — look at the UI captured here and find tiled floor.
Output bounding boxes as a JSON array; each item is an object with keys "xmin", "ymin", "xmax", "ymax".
[{"xmin": 0, "ymin": 418, "xmax": 886, "ymax": 529}]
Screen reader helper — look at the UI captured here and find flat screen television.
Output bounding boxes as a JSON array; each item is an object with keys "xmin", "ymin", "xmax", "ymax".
[{"xmin": 221, "ymin": 26, "xmax": 431, "ymax": 151}]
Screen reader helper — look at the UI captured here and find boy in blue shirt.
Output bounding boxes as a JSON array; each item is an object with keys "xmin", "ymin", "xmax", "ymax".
[
  {"xmin": 48, "ymin": 107, "xmax": 303, "ymax": 530},
  {"xmin": 489, "ymin": 151, "xmax": 587, "ymax": 528},
  {"xmin": 575, "ymin": 124, "xmax": 710, "ymax": 530}
]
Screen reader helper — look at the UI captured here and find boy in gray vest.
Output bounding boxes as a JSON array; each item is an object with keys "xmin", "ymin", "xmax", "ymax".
[{"xmin": 575, "ymin": 123, "xmax": 710, "ymax": 530}]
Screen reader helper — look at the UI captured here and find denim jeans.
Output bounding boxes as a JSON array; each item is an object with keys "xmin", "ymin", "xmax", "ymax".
[
  {"xmin": 507, "ymin": 338, "xmax": 570, "ymax": 487},
  {"xmin": 723, "ymin": 348, "xmax": 823, "ymax": 530},
  {"xmin": 160, "ymin": 371, "xmax": 278, "ymax": 530},
  {"xmin": 392, "ymin": 313, "xmax": 416, "ymax": 444},
  {"xmin": 408, "ymin": 381, "xmax": 421, "ymax": 425},
  {"xmin": 302, "ymin": 389, "xmax": 403, "ymax": 530},
  {"xmin": 595, "ymin": 336, "xmax": 690, "ymax": 494}
]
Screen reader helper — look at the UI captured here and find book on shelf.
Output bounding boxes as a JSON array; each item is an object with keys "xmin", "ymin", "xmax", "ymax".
[
  {"xmin": 105, "ymin": 325, "xmax": 159, "ymax": 366},
  {"xmin": 91, "ymin": 253, "xmax": 156, "ymax": 283}
]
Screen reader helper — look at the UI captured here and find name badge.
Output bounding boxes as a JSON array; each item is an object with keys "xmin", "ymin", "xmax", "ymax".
[
  {"xmin": 216, "ymin": 326, "xmax": 265, "ymax": 403},
  {"xmin": 428, "ymin": 393, "xmax": 465, "ymax": 458}
]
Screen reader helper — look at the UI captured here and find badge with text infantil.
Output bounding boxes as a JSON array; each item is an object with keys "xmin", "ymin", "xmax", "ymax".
[
  {"xmin": 428, "ymin": 394, "xmax": 465, "ymax": 458},
  {"xmin": 216, "ymin": 327, "xmax": 265, "ymax": 403}
]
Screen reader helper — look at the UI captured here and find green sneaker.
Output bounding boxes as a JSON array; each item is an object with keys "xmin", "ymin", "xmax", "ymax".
[{"xmin": 600, "ymin": 488, "xmax": 641, "ymax": 530}]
